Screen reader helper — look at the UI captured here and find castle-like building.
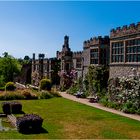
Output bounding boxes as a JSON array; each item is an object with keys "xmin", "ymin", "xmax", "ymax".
[
  {"xmin": 83, "ymin": 36, "xmax": 110, "ymax": 76},
  {"xmin": 31, "ymin": 35, "xmax": 110, "ymax": 85},
  {"xmin": 110, "ymin": 22, "xmax": 140, "ymax": 78},
  {"xmin": 31, "ymin": 22, "xmax": 140, "ymax": 86},
  {"xmin": 56, "ymin": 35, "xmax": 83, "ymax": 79}
]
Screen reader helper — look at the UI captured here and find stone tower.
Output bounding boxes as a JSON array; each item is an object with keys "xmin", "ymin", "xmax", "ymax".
[
  {"xmin": 38, "ymin": 53, "xmax": 45, "ymax": 80},
  {"xmin": 61, "ymin": 35, "xmax": 73, "ymax": 73}
]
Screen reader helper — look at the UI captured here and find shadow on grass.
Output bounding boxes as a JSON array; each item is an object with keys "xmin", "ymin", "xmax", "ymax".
[
  {"xmin": 13, "ymin": 111, "xmax": 25, "ymax": 115},
  {"xmin": 19, "ymin": 127, "xmax": 48, "ymax": 134}
]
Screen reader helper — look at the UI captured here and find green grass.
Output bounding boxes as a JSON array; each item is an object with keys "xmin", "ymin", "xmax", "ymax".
[{"xmin": 0, "ymin": 98, "xmax": 140, "ymax": 139}]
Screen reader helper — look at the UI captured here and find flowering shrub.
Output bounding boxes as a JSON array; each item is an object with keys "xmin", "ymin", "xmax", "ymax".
[
  {"xmin": 32, "ymin": 71, "xmax": 40, "ymax": 86},
  {"xmin": 59, "ymin": 69, "xmax": 77, "ymax": 91},
  {"xmin": 107, "ymin": 76, "xmax": 140, "ymax": 114}
]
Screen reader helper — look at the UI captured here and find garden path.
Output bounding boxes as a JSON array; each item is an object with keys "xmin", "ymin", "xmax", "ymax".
[{"xmin": 60, "ymin": 92, "xmax": 140, "ymax": 121}]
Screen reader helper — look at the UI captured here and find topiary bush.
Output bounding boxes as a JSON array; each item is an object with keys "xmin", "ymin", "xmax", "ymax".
[
  {"xmin": 16, "ymin": 114, "xmax": 43, "ymax": 133},
  {"xmin": 40, "ymin": 79, "xmax": 52, "ymax": 90},
  {"xmin": 1, "ymin": 101, "xmax": 22, "ymax": 114},
  {"xmin": 1, "ymin": 102, "xmax": 11, "ymax": 114},
  {"xmin": 10, "ymin": 101, "xmax": 22, "ymax": 114},
  {"xmin": 5, "ymin": 82, "xmax": 16, "ymax": 91}
]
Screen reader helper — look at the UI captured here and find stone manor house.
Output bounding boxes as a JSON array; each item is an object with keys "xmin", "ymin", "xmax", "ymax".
[{"xmin": 30, "ymin": 22, "xmax": 140, "ymax": 85}]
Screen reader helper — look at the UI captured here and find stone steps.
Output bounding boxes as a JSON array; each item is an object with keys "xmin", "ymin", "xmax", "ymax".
[{"xmin": 7, "ymin": 114, "xmax": 17, "ymax": 127}]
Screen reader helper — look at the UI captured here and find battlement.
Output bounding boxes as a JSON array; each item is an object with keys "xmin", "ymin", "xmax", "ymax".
[
  {"xmin": 110, "ymin": 22, "xmax": 140, "ymax": 38},
  {"xmin": 83, "ymin": 36, "xmax": 109, "ymax": 49},
  {"xmin": 73, "ymin": 51, "xmax": 83, "ymax": 58}
]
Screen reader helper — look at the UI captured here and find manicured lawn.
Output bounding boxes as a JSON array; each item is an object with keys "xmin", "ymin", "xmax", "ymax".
[{"xmin": 0, "ymin": 98, "xmax": 140, "ymax": 139}]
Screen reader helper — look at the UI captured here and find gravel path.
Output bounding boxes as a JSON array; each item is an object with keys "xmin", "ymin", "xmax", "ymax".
[{"xmin": 60, "ymin": 92, "xmax": 140, "ymax": 121}]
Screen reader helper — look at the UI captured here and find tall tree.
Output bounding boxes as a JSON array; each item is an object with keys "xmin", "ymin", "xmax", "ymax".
[{"xmin": 0, "ymin": 52, "xmax": 21, "ymax": 84}]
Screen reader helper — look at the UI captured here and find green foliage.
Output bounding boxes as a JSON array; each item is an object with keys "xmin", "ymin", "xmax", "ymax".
[
  {"xmin": 40, "ymin": 78, "xmax": 52, "ymax": 90},
  {"xmin": 50, "ymin": 88, "xmax": 61, "ymax": 97},
  {"xmin": 67, "ymin": 86, "xmax": 78, "ymax": 95},
  {"xmin": 78, "ymin": 76, "xmax": 83, "ymax": 91},
  {"xmin": 0, "ymin": 75, "xmax": 5, "ymax": 87},
  {"xmin": 60, "ymin": 85, "xmax": 67, "ymax": 92},
  {"xmin": 50, "ymin": 91, "xmax": 61, "ymax": 97},
  {"xmin": 5, "ymin": 82, "xmax": 16, "ymax": 91},
  {"xmin": 122, "ymin": 102, "xmax": 136, "ymax": 114},
  {"xmin": 99, "ymin": 96, "xmax": 109, "ymax": 106},
  {"xmin": 84, "ymin": 65, "xmax": 109, "ymax": 98},
  {"xmin": 136, "ymin": 109, "xmax": 140, "ymax": 115},
  {"xmin": 67, "ymin": 76, "xmax": 86, "ymax": 96},
  {"xmin": 67, "ymin": 82, "xmax": 79, "ymax": 95},
  {"xmin": 24, "ymin": 55, "xmax": 30, "ymax": 62},
  {"xmin": 80, "ymin": 90, "xmax": 90, "ymax": 98},
  {"xmin": 83, "ymin": 74, "xmax": 89, "ymax": 90},
  {"xmin": 0, "ymin": 86, "xmax": 5, "ymax": 91},
  {"xmin": 100, "ymin": 96, "xmax": 122, "ymax": 110},
  {"xmin": 18, "ymin": 56, "xmax": 31, "ymax": 65},
  {"xmin": 39, "ymin": 91, "xmax": 53, "ymax": 99},
  {"xmin": 0, "ymin": 52, "xmax": 21, "ymax": 85}
]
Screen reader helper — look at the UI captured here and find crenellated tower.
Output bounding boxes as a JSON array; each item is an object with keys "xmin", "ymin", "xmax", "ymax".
[{"xmin": 60, "ymin": 35, "xmax": 73, "ymax": 73}]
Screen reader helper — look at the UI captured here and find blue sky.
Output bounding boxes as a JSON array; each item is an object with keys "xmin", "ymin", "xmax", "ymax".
[{"xmin": 0, "ymin": 1, "xmax": 140, "ymax": 59}]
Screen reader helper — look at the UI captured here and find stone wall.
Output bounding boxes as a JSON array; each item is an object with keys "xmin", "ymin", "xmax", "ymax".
[
  {"xmin": 76, "ymin": 69, "xmax": 82, "ymax": 79},
  {"xmin": 83, "ymin": 48, "xmax": 90, "ymax": 67},
  {"xmin": 72, "ymin": 58, "xmax": 76, "ymax": 69},
  {"xmin": 109, "ymin": 65, "xmax": 140, "ymax": 78},
  {"xmin": 83, "ymin": 66, "xmax": 88, "ymax": 79}
]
